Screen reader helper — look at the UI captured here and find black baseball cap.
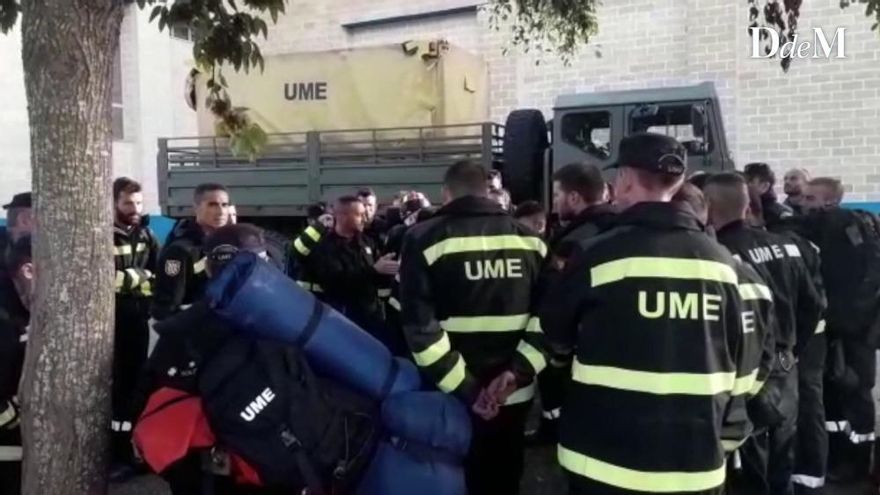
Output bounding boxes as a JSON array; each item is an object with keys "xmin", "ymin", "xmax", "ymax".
[
  {"xmin": 604, "ymin": 133, "xmax": 687, "ymax": 176},
  {"xmin": 3, "ymin": 192, "xmax": 32, "ymax": 210}
]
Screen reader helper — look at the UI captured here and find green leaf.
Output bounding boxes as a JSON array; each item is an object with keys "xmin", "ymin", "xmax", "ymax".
[{"xmin": 149, "ymin": 5, "xmax": 163, "ymax": 22}]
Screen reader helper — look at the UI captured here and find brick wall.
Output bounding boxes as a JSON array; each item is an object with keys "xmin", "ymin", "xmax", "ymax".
[{"xmin": 257, "ymin": 0, "xmax": 880, "ymax": 202}]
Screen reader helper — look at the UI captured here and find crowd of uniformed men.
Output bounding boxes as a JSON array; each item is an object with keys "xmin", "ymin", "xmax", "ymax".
[{"xmin": 1, "ymin": 131, "xmax": 880, "ymax": 494}]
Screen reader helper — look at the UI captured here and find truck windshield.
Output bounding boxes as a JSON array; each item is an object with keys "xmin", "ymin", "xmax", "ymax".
[{"xmin": 629, "ymin": 104, "xmax": 709, "ymax": 155}]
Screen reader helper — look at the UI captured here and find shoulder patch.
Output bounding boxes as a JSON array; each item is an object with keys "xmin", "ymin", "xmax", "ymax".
[{"xmin": 164, "ymin": 259, "xmax": 182, "ymax": 276}]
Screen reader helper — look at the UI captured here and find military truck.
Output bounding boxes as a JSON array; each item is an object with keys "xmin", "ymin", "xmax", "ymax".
[{"xmin": 158, "ymin": 81, "xmax": 733, "ymax": 233}]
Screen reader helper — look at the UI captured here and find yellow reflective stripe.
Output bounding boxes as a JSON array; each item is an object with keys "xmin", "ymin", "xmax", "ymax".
[
  {"xmin": 136, "ymin": 243, "xmax": 147, "ymax": 253},
  {"xmin": 113, "ymin": 245, "xmax": 131, "ymax": 256},
  {"xmin": 815, "ymin": 319, "xmax": 826, "ymax": 335},
  {"xmin": 750, "ymin": 379, "xmax": 766, "ymax": 396},
  {"xmin": 193, "ymin": 257, "xmax": 207, "ymax": 274},
  {"xmin": 526, "ymin": 316, "xmax": 542, "ymax": 333},
  {"xmin": 731, "ymin": 369, "xmax": 759, "ymax": 396},
  {"xmin": 517, "ymin": 340, "xmax": 547, "ymax": 374},
  {"xmin": 294, "ymin": 238, "xmax": 311, "ymax": 256},
  {"xmin": 722, "ymin": 438, "xmax": 746, "ymax": 453},
  {"xmin": 591, "ymin": 257, "xmax": 738, "ymax": 288},
  {"xmin": 437, "ymin": 356, "xmax": 466, "ymax": 394},
  {"xmin": 413, "ymin": 333, "xmax": 452, "ymax": 367},
  {"xmin": 125, "ymin": 268, "xmax": 141, "ymax": 288},
  {"xmin": 304, "ymin": 226, "xmax": 321, "ymax": 242},
  {"xmin": 739, "ymin": 283, "xmax": 773, "ymax": 301},
  {"xmin": 388, "ymin": 297, "xmax": 402, "ymax": 312},
  {"xmin": 114, "ymin": 271, "xmax": 125, "ymax": 290},
  {"xmin": 572, "ymin": 362, "xmax": 736, "ymax": 396},
  {"xmin": 558, "ymin": 444, "xmax": 726, "ymax": 493},
  {"xmin": 377, "ymin": 288, "xmax": 392, "ymax": 298},
  {"xmin": 422, "ymin": 235, "xmax": 546, "ymax": 266},
  {"xmin": 140, "ymin": 280, "xmax": 153, "ymax": 296},
  {"xmin": 0, "ymin": 402, "xmax": 17, "ymax": 428},
  {"xmin": 296, "ymin": 281, "xmax": 324, "ymax": 293},
  {"xmin": 439, "ymin": 314, "xmax": 530, "ymax": 333},
  {"xmin": 504, "ymin": 382, "xmax": 535, "ymax": 405}
]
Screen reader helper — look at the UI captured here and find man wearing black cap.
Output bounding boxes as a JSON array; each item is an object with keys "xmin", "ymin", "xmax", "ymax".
[
  {"xmin": 538, "ymin": 133, "xmax": 772, "ymax": 494},
  {"xmin": 0, "ymin": 193, "xmax": 34, "ymax": 277}
]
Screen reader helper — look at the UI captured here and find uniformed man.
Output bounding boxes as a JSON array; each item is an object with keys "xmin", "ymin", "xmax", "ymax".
[
  {"xmin": 0, "ymin": 193, "xmax": 33, "ymax": 277},
  {"xmin": 744, "ymin": 163, "xmax": 793, "ymax": 227},
  {"xmin": 311, "ymin": 195, "xmax": 399, "ymax": 352},
  {"xmin": 540, "ymin": 133, "xmax": 770, "ymax": 495},
  {"xmin": 151, "ymin": 183, "xmax": 230, "ymax": 321},
  {"xmin": 110, "ymin": 178, "xmax": 160, "ymax": 479},
  {"xmin": 0, "ymin": 236, "xmax": 32, "ymax": 495},
  {"xmin": 783, "ymin": 168, "xmax": 810, "ymax": 216},
  {"xmin": 357, "ymin": 187, "xmax": 388, "ymax": 248},
  {"xmin": 289, "ymin": 203, "xmax": 332, "ymax": 297},
  {"xmin": 797, "ymin": 177, "xmax": 878, "ymax": 483},
  {"xmin": 530, "ymin": 163, "xmax": 615, "ymax": 445},
  {"xmin": 399, "ymin": 160, "xmax": 545, "ymax": 495},
  {"xmin": 704, "ymin": 173, "xmax": 825, "ymax": 495}
]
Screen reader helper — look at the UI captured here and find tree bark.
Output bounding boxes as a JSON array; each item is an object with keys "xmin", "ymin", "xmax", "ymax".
[{"xmin": 19, "ymin": 1, "xmax": 123, "ymax": 493}]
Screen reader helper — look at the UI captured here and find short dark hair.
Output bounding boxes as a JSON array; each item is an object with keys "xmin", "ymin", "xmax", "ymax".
[
  {"xmin": 193, "ymin": 183, "xmax": 228, "ymax": 204},
  {"xmin": 356, "ymin": 187, "xmax": 376, "ymax": 199},
  {"xmin": 632, "ymin": 167, "xmax": 683, "ymax": 191},
  {"xmin": 704, "ymin": 173, "xmax": 750, "ymax": 222},
  {"xmin": 808, "ymin": 177, "xmax": 845, "ymax": 204},
  {"xmin": 552, "ymin": 163, "xmax": 605, "ymax": 204},
  {"xmin": 307, "ymin": 202, "xmax": 326, "ymax": 220},
  {"xmin": 744, "ymin": 163, "xmax": 776, "ymax": 187},
  {"xmin": 204, "ymin": 223, "xmax": 266, "ymax": 273},
  {"xmin": 673, "ymin": 183, "xmax": 708, "ymax": 219},
  {"xmin": 514, "ymin": 200, "xmax": 545, "ymax": 219},
  {"xmin": 335, "ymin": 195, "xmax": 363, "ymax": 209},
  {"xmin": 7, "ymin": 235, "xmax": 32, "ymax": 274},
  {"xmin": 444, "ymin": 160, "xmax": 488, "ymax": 198},
  {"xmin": 114, "ymin": 177, "xmax": 142, "ymax": 201}
]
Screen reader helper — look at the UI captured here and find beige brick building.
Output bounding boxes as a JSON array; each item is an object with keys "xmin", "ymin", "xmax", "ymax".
[{"xmin": 262, "ymin": 0, "xmax": 880, "ymax": 204}]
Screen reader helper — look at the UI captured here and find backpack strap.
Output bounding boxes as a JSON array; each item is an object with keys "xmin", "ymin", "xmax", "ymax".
[
  {"xmin": 295, "ymin": 297, "xmax": 325, "ymax": 348},
  {"xmin": 280, "ymin": 428, "xmax": 326, "ymax": 495}
]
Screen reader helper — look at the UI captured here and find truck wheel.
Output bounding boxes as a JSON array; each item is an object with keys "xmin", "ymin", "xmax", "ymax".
[
  {"xmin": 262, "ymin": 229, "xmax": 291, "ymax": 273},
  {"xmin": 502, "ymin": 109, "xmax": 549, "ymax": 205}
]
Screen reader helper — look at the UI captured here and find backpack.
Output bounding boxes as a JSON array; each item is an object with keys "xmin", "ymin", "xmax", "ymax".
[
  {"xmin": 816, "ymin": 209, "xmax": 880, "ymax": 341},
  {"xmin": 198, "ymin": 336, "xmax": 380, "ymax": 494}
]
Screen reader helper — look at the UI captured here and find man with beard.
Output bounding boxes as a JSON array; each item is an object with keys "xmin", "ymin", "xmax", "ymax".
[
  {"xmin": 528, "ymin": 163, "xmax": 616, "ymax": 444},
  {"xmin": 110, "ymin": 177, "xmax": 160, "ymax": 480},
  {"xmin": 783, "ymin": 168, "xmax": 810, "ymax": 216},
  {"xmin": 151, "ymin": 183, "xmax": 230, "ymax": 321}
]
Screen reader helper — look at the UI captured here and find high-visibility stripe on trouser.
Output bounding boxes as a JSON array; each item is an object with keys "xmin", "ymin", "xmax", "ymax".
[
  {"xmin": 437, "ymin": 356, "xmax": 466, "ymax": 394},
  {"xmin": 572, "ymin": 362, "xmax": 736, "ymax": 396},
  {"xmin": 439, "ymin": 314, "xmax": 529, "ymax": 333},
  {"xmin": 412, "ymin": 333, "xmax": 451, "ymax": 367},
  {"xmin": 0, "ymin": 401, "xmax": 17, "ymax": 428},
  {"xmin": 590, "ymin": 257, "xmax": 738, "ymax": 288},
  {"xmin": 111, "ymin": 420, "xmax": 132, "ymax": 432},
  {"xmin": 517, "ymin": 340, "xmax": 547, "ymax": 374},
  {"xmin": 558, "ymin": 444, "xmax": 726, "ymax": 493},
  {"xmin": 504, "ymin": 382, "xmax": 535, "ymax": 405},
  {"xmin": 542, "ymin": 407, "xmax": 561, "ymax": 420},
  {"xmin": 791, "ymin": 474, "xmax": 825, "ymax": 488},
  {"xmin": 0, "ymin": 446, "xmax": 22, "ymax": 461}
]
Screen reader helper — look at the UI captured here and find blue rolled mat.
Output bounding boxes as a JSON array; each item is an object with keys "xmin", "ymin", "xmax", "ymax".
[
  {"xmin": 357, "ymin": 391, "xmax": 471, "ymax": 495},
  {"xmin": 205, "ymin": 252, "xmax": 421, "ymax": 400}
]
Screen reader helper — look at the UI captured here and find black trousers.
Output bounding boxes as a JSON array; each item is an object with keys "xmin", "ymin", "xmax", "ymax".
[
  {"xmin": 465, "ymin": 402, "xmax": 531, "ymax": 495},
  {"xmin": 793, "ymin": 333, "xmax": 827, "ymax": 494},
  {"xmin": 825, "ymin": 336, "xmax": 876, "ymax": 478},
  {"xmin": 112, "ymin": 298, "xmax": 151, "ymax": 463},
  {"xmin": 729, "ymin": 368, "xmax": 799, "ymax": 495},
  {"xmin": 536, "ymin": 363, "xmax": 567, "ymax": 424},
  {"xmin": 0, "ymin": 461, "xmax": 20, "ymax": 495}
]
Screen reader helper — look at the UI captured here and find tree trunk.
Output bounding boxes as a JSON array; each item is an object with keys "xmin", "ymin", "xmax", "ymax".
[{"xmin": 19, "ymin": 1, "xmax": 123, "ymax": 493}]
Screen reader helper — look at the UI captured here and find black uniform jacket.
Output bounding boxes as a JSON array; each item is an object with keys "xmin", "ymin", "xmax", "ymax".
[
  {"xmin": 540, "ymin": 202, "xmax": 774, "ymax": 494},
  {"xmin": 114, "ymin": 217, "xmax": 160, "ymax": 299},
  {"xmin": 0, "ymin": 277, "xmax": 28, "ymax": 458},
  {"xmin": 399, "ymin": 196, "xmax": 546, "ymax": 406},
  {"xmin": 151, "ymin": 219, "xmax": 209, "ymax": 321}
]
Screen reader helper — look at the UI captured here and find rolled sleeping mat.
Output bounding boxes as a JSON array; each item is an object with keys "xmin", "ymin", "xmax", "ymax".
[
  {"xmin": 205, "ymin": 252, "xmax": 421, "ymax": 400},
  {"xmin": 357, "ymin": 391, "xmax": 471, "ymax": 495}
]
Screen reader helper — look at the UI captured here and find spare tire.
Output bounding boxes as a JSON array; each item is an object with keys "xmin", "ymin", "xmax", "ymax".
[{"xmin": 502, "ymin": 109, "xmax": 549, "ymax": 204}]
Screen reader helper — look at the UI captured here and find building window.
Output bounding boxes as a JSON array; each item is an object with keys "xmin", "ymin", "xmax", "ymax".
[
  {"xmin": 560, "ymin": 111, "xmax": 612, "ymax": 160},
  {"xmin": 111, "ymin": 49, "xmax": 124, "ymax": 141},
  {"xmin": 171, "ymin": 24, "xmax": 194, "ymax": 41}
]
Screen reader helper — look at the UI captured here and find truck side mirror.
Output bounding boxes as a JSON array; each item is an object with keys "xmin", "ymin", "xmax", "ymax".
[{"xmin": 691, "ymin": 104, "xmax": 708, "ymax": 139}]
